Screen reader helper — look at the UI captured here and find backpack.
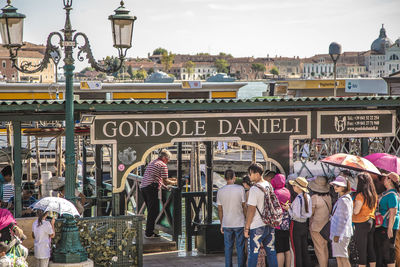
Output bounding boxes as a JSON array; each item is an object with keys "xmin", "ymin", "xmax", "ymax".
[
  {"xmin": 254, "ymin": 183, "xmax": 283, "ymax": 228},
  {"xmin": 376, "ymin": 191, "xmax": 399, "ymax": 228}
]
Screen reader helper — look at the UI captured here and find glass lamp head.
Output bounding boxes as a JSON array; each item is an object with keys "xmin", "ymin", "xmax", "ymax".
[
  {"xmin": 0, "ymin": 1, "xmax": 25, "ymax": 47},
  {"xmin": 108, "ymin": 1, "xmax": 136, "ymax": 49}
]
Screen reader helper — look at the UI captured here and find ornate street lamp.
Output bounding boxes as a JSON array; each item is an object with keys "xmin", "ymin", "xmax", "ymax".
[
  {"xmin": 329, "ymin": 42, "xmax": 342, "ymax": 97},
  {"xmin": 0, "ymin": 0, "xmax": 136, "ymax": 263}
]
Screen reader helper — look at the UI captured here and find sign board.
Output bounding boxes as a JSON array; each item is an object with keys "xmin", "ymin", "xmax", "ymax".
[
  {"xmin": 287, "ymin": 80, "xmax": 346, "ymax": 90},
  {"xmin": 91, "ymin": 112, "xmax": 311, "ymax": 192},
  {"xmin": 317, "ymin": 110, "xmax": 396, "ymax": 138},
  {"xmin": 80, "ymin": 81, "xmax": 102, "ymax": 90},
  {"xmin": 345, "ymin": 79, "xmax": 388, "ymax": 94},
  {"xmin": 182, "ymin": 81, "xmax": 202, "ymax": 89}
]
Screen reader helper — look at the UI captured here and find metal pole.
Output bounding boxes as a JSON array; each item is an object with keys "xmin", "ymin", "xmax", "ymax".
[
  {"xmin": 177, "ymin": 143, "xmax": 182, "ymax": 189},
  {"xmin": 13, "ymin": 121, "xmax": 22, "ymax": 218},
  {"xmin": 63, "ymin": 4, "xmax": 76, "ymax": 203},
  {"xmin": 333, "ymin": 61, "xmax": 337, "ymax": 97},
  {"xmin": 361, "ymin": 138, "xmax": 369, "ymax": 157},
  {"xmin": 205, "ymin": 141, "xmax": 213, "ymax": 224},
  {"xmin": 95, "ymin": 145, "xmax": 103, "ymax": 216}
]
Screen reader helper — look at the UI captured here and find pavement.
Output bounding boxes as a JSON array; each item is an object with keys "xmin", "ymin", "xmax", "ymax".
[{"xmin": 143, "ymin": 250, "xmax": 236, "ymax": 267}]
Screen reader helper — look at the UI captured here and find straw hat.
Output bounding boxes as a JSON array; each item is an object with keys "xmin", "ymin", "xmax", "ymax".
[
  {"xmin": 289, "ymin": 177, "xmax": 309, "ymax": 193},
  {"xmin": 308, "ymin": 176, "xmax": 330, "ymax": 193}
]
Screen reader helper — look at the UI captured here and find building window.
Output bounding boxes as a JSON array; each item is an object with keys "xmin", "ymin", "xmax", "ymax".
[{"xmin": 2, "ymin": 61, "xmax": 5, "ymax": 68}]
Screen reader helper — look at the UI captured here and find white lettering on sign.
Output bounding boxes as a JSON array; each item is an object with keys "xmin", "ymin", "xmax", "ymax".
[
  {"xmin": 194, "ymin": 120, "xmax": 206, "ymax": 136},
  {"xmin": 100, "ymin": 117, "xmax": 304, "ymax": 138}
]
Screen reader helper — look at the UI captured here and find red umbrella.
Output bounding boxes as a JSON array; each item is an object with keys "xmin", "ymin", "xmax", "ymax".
[
  {"xmin": 321, "ymin": 153, "xmax": 381, "ymax": 175},
  {"xmin": 364, "ymin": 153, "xmax": 400, "ymax": 175}
]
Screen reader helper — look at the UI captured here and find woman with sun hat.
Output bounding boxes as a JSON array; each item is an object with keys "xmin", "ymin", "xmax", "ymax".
[
  {"xmin": 287, "ymin": 177, "xmax": 312, "ymax": 267},
  {"xmin": 330, "ymin": 175, "xmax": 353, "ymax": 267}
]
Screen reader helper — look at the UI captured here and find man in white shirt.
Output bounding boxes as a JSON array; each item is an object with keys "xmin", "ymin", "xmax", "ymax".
[
  {"xmin": 217, "ymin": 169, "xmax": 246, "ymax": 267},
  {"xmin": 244, "ymin": 163, "xmax": 278, "ymax": 267}
]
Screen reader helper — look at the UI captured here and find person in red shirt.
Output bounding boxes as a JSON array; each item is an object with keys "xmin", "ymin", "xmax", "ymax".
[{"xmin": 140, "ymin": 149, "xmax": 176, "ymax": 238}]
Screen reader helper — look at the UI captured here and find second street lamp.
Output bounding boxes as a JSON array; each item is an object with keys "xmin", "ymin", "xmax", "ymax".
[
  {"xmin": 0, "ymin": 0, "xmax": 136, "ymax": 263},
  {"xmin": 329, "ymin": 42, "xmax": 342, "ymax": 97}
]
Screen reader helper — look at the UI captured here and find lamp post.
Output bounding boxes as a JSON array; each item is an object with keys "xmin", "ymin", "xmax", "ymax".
[
  {"xmin": 329, "ymin": 42, "xmax": 342, "ymax": 97},
  {"xmin": 0, "ymin": 0, "xmax": 136, "ymax": 263}
]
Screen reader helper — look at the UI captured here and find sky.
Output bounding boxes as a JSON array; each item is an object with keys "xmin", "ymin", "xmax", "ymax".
[{"xmin": 10, "ymin": 0, "xmax": 400, "ymax": 71}]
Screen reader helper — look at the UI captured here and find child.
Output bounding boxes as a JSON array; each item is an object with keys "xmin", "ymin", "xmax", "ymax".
[
  {"xmin": 32, "ymin": 211, "xmax": 55, "ymax": 267},
  {"xmin": 0, "ymin": 242, "xmax": 11, "ymax": 267}
]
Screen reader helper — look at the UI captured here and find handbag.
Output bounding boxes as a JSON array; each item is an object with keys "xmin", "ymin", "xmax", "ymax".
[
  {"xmin": 319, "ymin": 198, "xmax": 333, "ymax": 241},
  {"xmin": 280, "ymin": 210, "xmax": 290, "ymax": 231}
]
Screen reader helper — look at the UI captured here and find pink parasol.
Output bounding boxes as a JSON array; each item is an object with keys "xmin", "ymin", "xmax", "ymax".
[
  {"xmin": 364, "ymin": 153, "xmax": 400, "ymax": 175},
  {"xmin": 321, "ymin": 153, "xmax": 381, "ymax": 175}
]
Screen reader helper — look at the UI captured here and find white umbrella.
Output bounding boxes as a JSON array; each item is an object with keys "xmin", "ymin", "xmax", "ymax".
[{"xmin": 31, "ymin": 197, "xmax": 80, "ymax": 217}]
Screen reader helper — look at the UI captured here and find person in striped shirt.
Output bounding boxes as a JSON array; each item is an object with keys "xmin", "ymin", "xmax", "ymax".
[
  {"xmin": 0, "ymin": 166, "xmax": 12, "ymax": 208},
  {"xmin": 140, "ymin": 149, "xmax": 177, "ymax": 238}
]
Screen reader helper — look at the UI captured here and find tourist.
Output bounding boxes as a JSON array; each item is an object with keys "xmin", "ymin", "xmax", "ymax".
[
  {"xmin": 8, "ymin": 182, "xmax": 37, "ymax": 217},
  {"xmin": 0, "ymin": 166, "xmax": 12, "ymax": 207},
  {"xmin": 140, "ymin": 149, "xmax": 177, "ymax": 238},
  {"xmin": 241, "ymin": 175, "xmax": 252, "ymax": 200},
  {"xmin": 55, "ymin": 183, "xmax": 86, "ymax": 215},
  {"xmin": 0, "ymin": 242, "xmax": 11, "ymax": 267},
  {"xmin": 264, "ymin": 170, "xmax": 276, "ymax": 183},
  {"xmin": 287, "ymin": 177, "xmax": 312, "ymax": 267},
  {"xmin": 330, "ymin": 175, "xmax": 353, "ymax": 267},
  {"xmin": 244, "ymin": 163, "xmax": 278, "ymax": 267},
  {"xmin": 270, "ymin": 174, "xmax": 291, "ymax": 267},
  {"xmin": 1, "ymin": 180, "xmax": 13, "ymax": 209},
  {"xmin": 217, "ymin": 169, "xmax": 246, "ymax": 267},
  {"xmin": 0, "ymin": 208, "xmax": 27, "ymax": 258},
  {"xmin": 32, "ymin": 210, "xmax": 55, "ymax": 267},
  {"xmin": 308, "ymin": 176, "xmax": 332, "ymax": 267},
  {"xmin": 353, "ymin": 172, "xmax": 377, "ymax": 267},
  {"xmin": 375, "ymin": 172, "xmax": 400, "ymax": 267}
]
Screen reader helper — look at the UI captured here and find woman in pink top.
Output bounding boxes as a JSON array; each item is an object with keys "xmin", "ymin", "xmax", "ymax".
[{"xmin": 271, "ymin": 174, "xmax": 291, "ymax": 267}]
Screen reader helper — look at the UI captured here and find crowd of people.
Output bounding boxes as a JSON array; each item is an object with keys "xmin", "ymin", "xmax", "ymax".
[
  {"xmin": 0, "ymin": 165, "xmax": 84, "ymax": 267},
  {"xmin": 216, "ymin": 163, "xmax": 400, "ymax": 267}
]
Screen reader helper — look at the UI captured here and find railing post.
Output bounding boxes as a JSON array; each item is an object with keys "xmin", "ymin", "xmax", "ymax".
[
  {"xmin": 205, "ymin": 141, "xmax": 213, "ymax": 224},
  {"xmin": 361, "ymin": 138, "xmax": 369, "ymax": 157},
  {"xmin": 95, "ymin": 145, "xmax": 104, "ymax": 216},
  {"xmin": 82, "ymin": 139, "xmax": 91, "ymax": 217},
  {"xmin": 177, "ymin": 142, "xmax": 183, "ymax": 189},
  {"xmin": 13, "ymin": 121, "xmax": 22, "ymax": 218},
  {"xmin": 185, "ymin": 195, "xmax": 192, "ymax": 251}
]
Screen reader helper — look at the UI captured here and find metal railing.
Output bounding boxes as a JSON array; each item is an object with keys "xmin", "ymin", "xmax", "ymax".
[
  {"xmin": 53, "ymin": 215, "xmax": 143, "ymax": 267},
  {"xmin": 125, "ymin": 174, "xmax": 182, "ymax": 242},
  {"xmin": 182, "ymin": 190, "xmax": 218, "ymax": 251}
]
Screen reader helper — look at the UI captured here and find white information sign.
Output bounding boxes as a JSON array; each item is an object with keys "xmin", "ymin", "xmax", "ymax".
[
  {"xmin": 80, "ymin": 81, "xmax": 102, "ymax": 90},
  {"xmin": 345, "ymin": 79, "xmax": 388, "ymax": 94}
]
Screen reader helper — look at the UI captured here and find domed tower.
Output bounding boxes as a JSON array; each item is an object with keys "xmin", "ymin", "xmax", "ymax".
[{"xmin": 371, "ymin": 24, "xmax": 393, "ymax": 54}]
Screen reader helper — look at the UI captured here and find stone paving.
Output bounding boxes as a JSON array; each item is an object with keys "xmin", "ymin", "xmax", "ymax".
[{"xmin": 143, "ymin": 250, "xmax": 237, "ymax": 267}]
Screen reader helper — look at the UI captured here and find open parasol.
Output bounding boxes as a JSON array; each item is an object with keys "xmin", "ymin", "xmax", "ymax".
[
  {"xmin": 31, "ymin": 197, "xmax": 80, "ymax": 217},
  {"xmin": 364, "ymin": 153, "xmax": 400, "ymax": 175},
  {"xmin": 321, "ymin": 153, "xmax": 381, "ymax": 175}
]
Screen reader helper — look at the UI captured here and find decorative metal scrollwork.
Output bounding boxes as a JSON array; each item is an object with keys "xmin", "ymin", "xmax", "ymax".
[
  {"xmin": 74, "ymin": 32, "xmax": 125, "ymax": 74},
  {"xmin": 9, "ymin": 32, "xmax": 63, "ymax": 74}
]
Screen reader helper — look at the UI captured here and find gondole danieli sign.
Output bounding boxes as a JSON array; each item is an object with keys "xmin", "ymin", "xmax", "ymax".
[
  {"xmin": 90, "ymin": 110, "xmax": 396, "ymax": 193},
  {"xmin": 91, "ymin": 112, "xmax": 311, "ymax": 192}
]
